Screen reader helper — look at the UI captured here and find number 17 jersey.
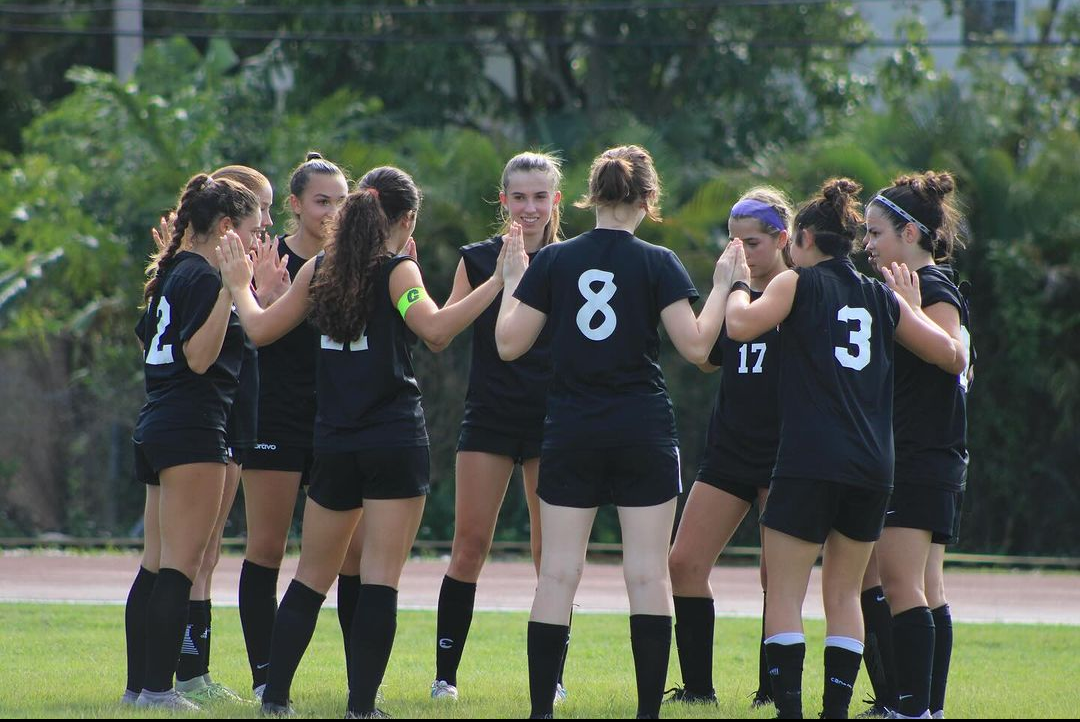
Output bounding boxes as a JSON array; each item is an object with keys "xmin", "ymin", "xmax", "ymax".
[{"xmin": 772, "ymin": 257, "xmax": 900, "ymax": 490}]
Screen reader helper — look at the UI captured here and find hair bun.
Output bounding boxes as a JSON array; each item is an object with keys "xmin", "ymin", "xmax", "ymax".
[
  {"xmin": 306, "ymin": 151, "xmax": 323, "ymax": 162},
  {"xmin": 921, "ymin": 171, "xmax": 956, "ymax": 198},
  {"xmin": 822, "ymin": 177, "xmax": 861, "ymax": 202}
]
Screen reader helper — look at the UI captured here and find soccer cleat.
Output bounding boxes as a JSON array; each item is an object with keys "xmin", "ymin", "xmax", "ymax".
[
  {"xmin": 189, "ymin": 681, "xmax": 251, "ymax": 704},
  {"xmin": 931, "ymin": 712, "xmax": 945, "ymax": 720},
  {"xmin": 750, "ymin": 690, "xmax": 773, "ymax": 708},
  {"xmin": 662, "ymin": 686, "xmax": 718, "ymax": 705},
  {"xmin": 345, "ymin": 709, "xmax": 391, "ymax": 719},
  {"xmin": 135, "ymin": 688, "xmax": 201, "ymax": 711},
  {"xmin": 554, "ymin": 682, "xmax": 568, "ymax": 705},
  {"xmin": 430, "ymin": 679, "xmax": 458, "ymax": 700},
  {"xmin": 253, "ymin": 683, "xmax": 266, "ymax": 702},
  {"xmin": 119, "ymin": 689, "xmax": 140, "ymax": 706},
  {"xmin": 856, "ymin": 697, "xmax": 892, "ymax": 718},
  {"xmin": 260, "ymin": 699, "xmax": 296, "ymax": 717}
]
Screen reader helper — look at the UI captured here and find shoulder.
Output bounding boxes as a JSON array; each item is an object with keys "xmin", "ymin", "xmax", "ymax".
[{"xmin": 461, "ymin": 236, "xmax": 501, "ymax": 255}]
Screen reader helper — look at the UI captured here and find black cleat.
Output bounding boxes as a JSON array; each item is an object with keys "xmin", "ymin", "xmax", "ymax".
[
  {"xmin": 663, "ymin": 686, "xmax": 719, "ymax": 705},
  {"xmin": 751, "ymin": 690, "xmax": 774, "ymax": 708}
]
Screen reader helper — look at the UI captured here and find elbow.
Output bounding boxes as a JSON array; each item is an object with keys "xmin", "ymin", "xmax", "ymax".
[
  {"xmin": 424, "ymin": 338, "xmax": 450, "ymax": 354},
  {"xmin": 496, "ymin": 336, "xmax": 523, "ymax": 362},
  {"xmin": 685, "ymin": 345, "xmax": 710, "ymax": 367},
  {"xmin": 726, "ymin": 321, "xmax": 750, "ymax": 343},
  {"xmin": 188, "ymin": 358, "xmax": 211, "ymax": 375}
]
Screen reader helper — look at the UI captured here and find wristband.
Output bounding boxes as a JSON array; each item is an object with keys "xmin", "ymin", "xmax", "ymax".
[
  {"xmin": 397, "ymin": 286, "xmax": 428, "ymax": 319},
  {"xmin": 730, "ymin": 280, "xmax": 752, "ymax": 295}
]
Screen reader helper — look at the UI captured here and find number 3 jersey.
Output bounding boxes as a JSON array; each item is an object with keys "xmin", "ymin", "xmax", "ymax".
[
  {"xmin": 702, "ymin": 288, "xmax": 781, "ymax": 485},
  {"xmin": 313, "ymin": 254, "xmax": 428, "ymax": 453},
  {"xmin": 513, "ymin": 227, "xmax": 699, "ymax": 449},
  {"xmin": 134, "ymin": 251, "xmax": 244, "ymax": 442},
  {"xmin": 772, "ymin": 256, "xmax": 900, "ymax": 490}
]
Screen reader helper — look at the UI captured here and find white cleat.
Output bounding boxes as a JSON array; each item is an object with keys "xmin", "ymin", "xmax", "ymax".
[
  {"xmin": 135, "ymin": 688, "xmax": 201, "ymax": 711},
  {"xmin": 430, "ymin": 679, "xmax": 459, "ymax": 700}
]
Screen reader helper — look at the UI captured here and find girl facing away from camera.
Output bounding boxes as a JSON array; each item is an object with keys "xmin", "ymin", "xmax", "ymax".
[{"xmin": 496, "ymin": 144, "xmax": 742, "ymax": 719}]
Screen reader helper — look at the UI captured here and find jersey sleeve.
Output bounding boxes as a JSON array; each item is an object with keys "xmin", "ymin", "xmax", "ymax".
[
  {"xmin": 656, "ymin": 249, "xmax": 700, "ymax": 309},
  {"xmin": 174, "ymin": 269, "xmax": 224, "ymax": 343},
  {"xmin": 460, "ymin": 239, "xmax": 496, "ymax": 289},
  {"xmin": 919, "ymin": 270, "xmax": 964, "ymax": 314},
  {"xmin": 513, "ymin": 244, "xmax": 552, "ymax": 313}
]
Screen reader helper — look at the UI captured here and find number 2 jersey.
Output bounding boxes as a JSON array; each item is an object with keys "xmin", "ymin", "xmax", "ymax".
[
  {"xmin": 772, "ymin": 256, "xmax": 900, "ymax": 490},
  {"xmin": 134, "ymin": 251, "xmax": 243, "ymax": 443},
  {"xmin": 893, "ymin": 264, "xmax": 970, "ymax": 491},
  {"xmin": 313, "ymin": 254, "xmax": 428, "ymax": 453},
  {"xmin": 700, "ymin": 288, "xmax": 781, "ymax": 485},
  {"xmin": 513, "ymin": 228, "xmax": 699, "ymax": 449}
]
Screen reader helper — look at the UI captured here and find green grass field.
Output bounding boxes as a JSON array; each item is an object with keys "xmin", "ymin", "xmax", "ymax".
[{"xmin": 1, "ymin": 602, "xmax": 1078, "ymax": 718}]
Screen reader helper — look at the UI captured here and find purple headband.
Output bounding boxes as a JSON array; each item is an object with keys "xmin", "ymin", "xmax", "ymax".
[{"xmin": 730, "ymin": 198, "xmax": 786, "ymax": 234}]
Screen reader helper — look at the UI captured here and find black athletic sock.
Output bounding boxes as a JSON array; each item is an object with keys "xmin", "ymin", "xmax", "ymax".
[
  {"xmin": 757, "ymin": 592, "xmax": 771, "ymax": 699},
  {"xmin": 347, "ymin": 585, "xmax": 399, "ymax": 715},
  {"xmin": 124, "ymin": 566, "xmax": 158, "ymax": 694},
  {"xmin": 672, "ymin": 595, "xmax": 715, "ymax": 696},
  {"xmin": 861, "ymin": 585, "xmax": 898, "ymax": 708},
  {"xmin": 434, "ymin": 575, "xmax": 476, "ymax": 686},
  {"xmin": 176, "ymin": 599, "xmax": 210, "ymax": 682},
  {"xmin": 557, "ymin": 607, "xmax": 573, "ymax": 687},
  {"xmin": 892, "ymin": 606, "xmax": 935, "ymax": 717},
  {"xmin": 263, "ymin": 580, "xmax": 326, "ymax": 707},
  {"xmin": 143, "ymin": 567, "xmax": 193, "ymax": 693},
  {"xmin": 929, "ymin": 604, "xmax": 953, "ymax": 715},
  {"xmin": 337, "ymin": 574, "xmax": 362, "ymax": 689},
  {"xmin": 527, "ymin": 621, "xmax": 569, "ymax": 719},
  {"xmin": 630, "ymin": 614, "xmax": 672, "ymax": 719},
  {"xmin": 765, "ymin": 637, "xmax": 805, "ymax": 720},
  {"xmin": 821, "ymin": 643, "xmax": 862, "ymax": 719},
  {"xmin": 239, "ymin": 559, "xmax": 279, "ymax": 689}
]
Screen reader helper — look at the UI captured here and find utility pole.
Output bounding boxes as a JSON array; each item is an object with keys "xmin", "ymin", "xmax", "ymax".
[{"xmin": 114, "ymin": 0, "xmax": 143, "ymax": 82}]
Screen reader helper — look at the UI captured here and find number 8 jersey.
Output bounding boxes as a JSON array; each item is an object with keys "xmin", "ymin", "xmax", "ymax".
[
  {"xmin": 772, "ymin": 256, "xmax": 900, "ymax": 490},
  {"xmin": 134, "ymin": 251, "xmax": 243, "ymax": 443},
  {"xmin": 513, "ymin": 228, "xmax": 699, "ymax": 449}
]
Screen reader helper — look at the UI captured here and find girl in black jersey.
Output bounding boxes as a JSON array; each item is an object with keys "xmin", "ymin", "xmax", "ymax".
[
  {"xmin": 496, "ymin": 145, "xmax": 742, "ymax": 720},
  {"xmin": 666, "ymin": 187, "xmax": 794, "ymax": 708},
  {"xmin": 724, "ymin": 179, "xmax": 967, "ymax": 719},
  {"xmin": 431, "ymin": 151, "xmax": 565, "ymax": 702},
  {"xmin": 863, "ymin": 172, "xmax": 971, "ymax": 720},
  {"xmin": 217, "ymin": 165, "xmax": 508, "ymax": 718},
  {"xmin": 171, "ymin": 164, "xmax": 277, "ymax": 705},
  {"xmin": 122, "ymin": 174, "xmax": 260, "ymax": 711},
  {"xmin": 234, "ymin": 153, "xmax": 359, "ymax": 701}
]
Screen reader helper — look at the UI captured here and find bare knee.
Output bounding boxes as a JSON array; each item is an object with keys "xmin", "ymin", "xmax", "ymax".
[
  {"xmin": 448, "ymin": 532, "xmax": 493, "ymax": 581},
  {"xmin": 668, "ymin": 550, "xmax": 709, "ymax": 592},
  {"xmin": 245, "ymin": 534, "xmax": 287, "ymax": 569}
]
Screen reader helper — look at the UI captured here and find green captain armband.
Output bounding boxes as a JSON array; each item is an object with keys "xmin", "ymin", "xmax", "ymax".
[{"xmin": 397, "ymin": 286, "xmax": 428, "ymax": 319}]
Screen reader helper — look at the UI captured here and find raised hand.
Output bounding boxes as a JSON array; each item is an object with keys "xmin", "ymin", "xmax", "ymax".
[
  {"xmin": 882, "ymin": 261, "xmax": 921, "ymax": 308},
  {"xmin": 252, "ymin": 234, "xmax": 290, "ymax": 306},
  {"xmin": 715, "ymin": 238, "xmax": 748, "ymax": 288},
  {"xmin": 501, "ymin": 222, "xmax": 528, "ymax": 285},
  {"xmin": 403, "ymin": 237, "xmax": 418, "ymax": 261},
  {"xmin": 150, "ymin": 212, "xmax": 176, "ymax": 251},
  {"xmin": 215, "ymin": 229, "xmax": 254, "ymax": 294}
]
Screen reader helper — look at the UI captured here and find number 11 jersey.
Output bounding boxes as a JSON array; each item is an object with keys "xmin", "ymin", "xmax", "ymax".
[{"xmin": 772, "ymin": 256, "xmax": 900, "ymax": 490}]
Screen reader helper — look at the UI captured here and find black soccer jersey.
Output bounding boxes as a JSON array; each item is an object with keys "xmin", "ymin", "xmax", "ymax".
[
  {"xmin": 225, "ymin": 319, "xmax": 259, "ymax": 450},
  {"xmin": 771, "ymin": 257, "xmax": 901, "ymax": 490},
  {"xmin": 133, "ymin": 251, "xmax": 243, "ymax": 443},
  {"xmin": 701, "ymin": 289, "xmax": 781, "ymax": 484},
  {"xmin": 893, "ymin": 264, "xmax": 970, "ymax": 491},
  {"xmin": 313, "ymin": 254, "xmax": 428, "ymax": 453},
  {"xmin": 255, "ymin": 237, "xmax": 318, "ymax": 447},
  {"xmin": 459, "ymin": 236, "xmax": 552, "ymax": 440},
  {"xmin": 513, "ymin": 228, "xmax": 699, "ymax": 449}
]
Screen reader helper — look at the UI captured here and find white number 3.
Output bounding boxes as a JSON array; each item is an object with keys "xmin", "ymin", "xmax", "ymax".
[{"xmin": 835, "ymin": 305, "xmax": 872, "ymax": 371}]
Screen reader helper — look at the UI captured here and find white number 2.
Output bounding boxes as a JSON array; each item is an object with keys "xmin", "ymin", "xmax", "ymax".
[
  {"xmin": 737, "ymin": 343, "xmax": 767, "ymax": 374},
  {"xmin": 834, "ymin": 305, "xmax": 872, "ymax": 371},
  {"xmin": 145, "ymin": 296, "xmax": 175, "ymax": 365}
]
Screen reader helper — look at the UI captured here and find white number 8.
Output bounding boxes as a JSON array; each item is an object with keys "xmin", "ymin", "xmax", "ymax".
[{"xmin": 835, "ymin": 305, "xmax": 872, "ymax": 371}]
